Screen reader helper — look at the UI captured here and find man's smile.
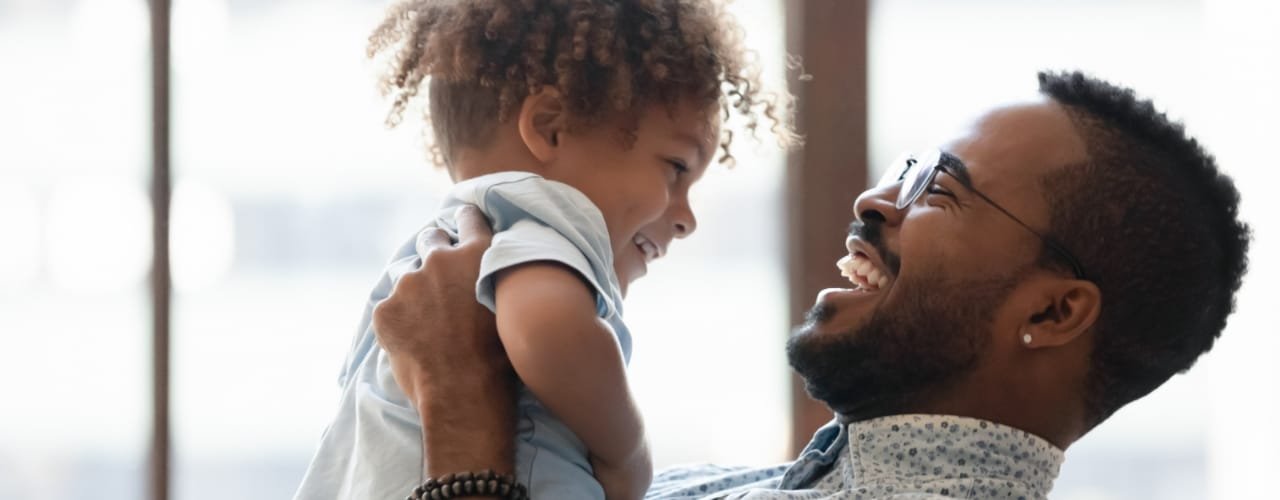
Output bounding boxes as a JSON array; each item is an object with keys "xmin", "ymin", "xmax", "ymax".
[
  {"xmin": 839, "ymin": 235, "xmax": 896, "ymax": 292},
  {"xmin": 806, "ymin": 233, "xmax": 900, "ymax": 333}
]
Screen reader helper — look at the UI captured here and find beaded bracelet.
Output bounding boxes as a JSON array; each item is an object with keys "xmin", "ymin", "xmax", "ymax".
[{"xmin": 407, "ymin": 470, "xmax": 530, "ymax": 500}]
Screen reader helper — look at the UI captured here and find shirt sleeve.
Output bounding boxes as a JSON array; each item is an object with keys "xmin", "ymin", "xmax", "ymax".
[
  {"xmin": 475, "ymin": 218, "xmax": 612, "ymax": 317},
  {"xmin": 339, "ymin": 229, "xmax": 428, "ymax": 388}
]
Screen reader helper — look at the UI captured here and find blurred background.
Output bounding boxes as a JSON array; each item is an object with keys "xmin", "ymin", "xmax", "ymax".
[{"xmin": 0, "ymin": 0, "xmax": 1274, "ymax": 498}]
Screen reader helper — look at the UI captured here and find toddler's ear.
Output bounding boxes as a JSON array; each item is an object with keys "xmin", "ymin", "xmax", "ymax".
[{"xmin": 517, "ymin": 87, "xmax": 566, "ymax": 164}]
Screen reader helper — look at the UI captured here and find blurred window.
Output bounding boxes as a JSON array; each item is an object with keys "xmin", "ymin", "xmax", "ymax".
[{"xmin": 0, "ymin": 0, "xmax": 152, "ymax": 498}]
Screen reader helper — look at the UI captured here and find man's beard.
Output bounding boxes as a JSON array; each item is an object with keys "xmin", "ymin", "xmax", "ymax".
[{"xmin": 786, "ymin": 270, "xmax": 1019, "ymax": 420}]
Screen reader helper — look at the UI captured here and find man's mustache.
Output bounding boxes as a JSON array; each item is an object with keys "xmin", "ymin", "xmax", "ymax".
[{"xmin": 848, "ymin": 220, "xmax": 902, "ymax": 276}]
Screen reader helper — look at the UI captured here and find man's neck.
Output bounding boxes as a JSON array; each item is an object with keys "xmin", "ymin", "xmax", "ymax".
[{"xmin": 835, "ymin": 379, "xmax": 1085, "ymax": 449}]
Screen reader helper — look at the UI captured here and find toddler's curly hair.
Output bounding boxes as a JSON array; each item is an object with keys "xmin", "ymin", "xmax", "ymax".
[{"xmin": 368, "ymin": 0, "xmax": 797, "ymax": 166}]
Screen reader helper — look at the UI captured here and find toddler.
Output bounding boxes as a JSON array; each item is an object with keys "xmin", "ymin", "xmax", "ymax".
[{"xmin": 294, "ymin": 1, "xmax": 791, "ymax": 498}]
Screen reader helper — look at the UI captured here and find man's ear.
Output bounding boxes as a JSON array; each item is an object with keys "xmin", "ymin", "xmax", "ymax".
[
  {"xmin": 1022, "ymin": 276, "xmax": 1101, "ymax": 349},
  {"xmin": 516, "ymin": 87, "xmax": 566, "ymax": 164}
]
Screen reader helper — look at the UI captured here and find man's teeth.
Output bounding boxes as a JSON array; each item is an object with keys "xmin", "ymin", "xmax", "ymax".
[{"xmin": 836, "ymin": 254, "xmax": 890, "ymax": 291}]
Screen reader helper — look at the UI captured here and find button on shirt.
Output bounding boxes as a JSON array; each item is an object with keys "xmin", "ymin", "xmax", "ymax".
[{"xmin": 647, "ymin": 414, "xmax": 1064, "ymax": 499}]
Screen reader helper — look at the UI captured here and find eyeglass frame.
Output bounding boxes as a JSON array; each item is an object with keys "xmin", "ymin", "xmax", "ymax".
[{"xmin": 879, "ymin": 148, "xmax": 1088, "ymax": 281}]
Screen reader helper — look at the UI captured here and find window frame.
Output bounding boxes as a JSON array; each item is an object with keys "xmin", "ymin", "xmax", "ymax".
[{"xmin": 783, "ymin": 0, "xmax": 869, "ymax": 455}]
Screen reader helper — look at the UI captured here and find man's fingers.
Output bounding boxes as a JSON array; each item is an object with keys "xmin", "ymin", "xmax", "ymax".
[
  {"xmin": 454, "ymin": 205, "xmax": 494, "ymax": 248},
  {"xmin": 415, "ymin": 227, "xmax": 453, "ymax": 259}
]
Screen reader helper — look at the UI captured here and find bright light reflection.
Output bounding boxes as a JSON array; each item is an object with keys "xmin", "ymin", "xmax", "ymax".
[
  {"xmin": 172, "ymin": 0, "xmax": 231, "ymax": 68},
  {"xmin": 172, "ymin": 179, "xmax": 236, "ymax": 292},
  {"xmin": 46, "ymin": 178, "xmax": 151, "ymax": 293},
  {"xmin": 0, "ymin": 182, "xmax": 42, "ymax": 291},
  {"xmin": 69, "ymin": 0, "xmax": 147, "ymax": 61}
]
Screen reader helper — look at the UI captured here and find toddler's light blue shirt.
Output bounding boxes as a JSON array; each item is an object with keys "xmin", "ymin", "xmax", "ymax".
[{"xmin": 294, "ymin": 172, "xmax": 628, "ymax": 500}]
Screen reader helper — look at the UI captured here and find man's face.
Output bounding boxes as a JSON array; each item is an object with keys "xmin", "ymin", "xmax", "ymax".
[{"xmin": 787, "ymin": 98, "xmax": 1090, "ymax": 419}]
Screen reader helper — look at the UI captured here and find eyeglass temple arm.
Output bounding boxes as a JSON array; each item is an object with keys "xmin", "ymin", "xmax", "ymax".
[{"xmin": 965, "ymin": 184, "xmax": 1087, "ymax": 280}]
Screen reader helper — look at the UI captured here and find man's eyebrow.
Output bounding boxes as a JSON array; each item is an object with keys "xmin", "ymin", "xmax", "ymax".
[{"xmin": 939, "ymin": 150, "xmax": 975, "ymax": 189}]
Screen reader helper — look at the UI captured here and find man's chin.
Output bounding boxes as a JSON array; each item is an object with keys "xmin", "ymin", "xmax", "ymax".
[
  {"xmin": 787, "ymin": 326, "xmax": 916, "ymax": 420},
  {"xmin": 796, "ymin": 300, "xmax": 873, "ymax": 340}
]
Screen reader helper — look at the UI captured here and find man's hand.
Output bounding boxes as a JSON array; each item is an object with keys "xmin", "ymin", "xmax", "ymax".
[{"xmin": 372, "ymin": 205, "xmax": 518, "ymax": 477}]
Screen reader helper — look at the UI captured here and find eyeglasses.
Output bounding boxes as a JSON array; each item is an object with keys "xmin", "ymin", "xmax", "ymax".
[{"xmin": 877, "ymin": 149, "xmax": 1088, "ymax": 280}]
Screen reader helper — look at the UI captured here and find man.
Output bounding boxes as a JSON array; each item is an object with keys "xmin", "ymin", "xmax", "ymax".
[{"xmin": 371, "ymin": 71, "xmax": 1250, "ymax": 498}]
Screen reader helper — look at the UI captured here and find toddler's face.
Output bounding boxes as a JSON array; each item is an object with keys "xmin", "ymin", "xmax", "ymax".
[{"xmin": 548, "ymin": 101, "xmax": 718, "ymax": 295}]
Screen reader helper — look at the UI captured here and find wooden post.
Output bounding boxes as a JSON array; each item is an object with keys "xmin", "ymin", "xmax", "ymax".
[
  {"xmin": 784, "ymin": 0, "xmax": 869, "ymax": 456},
  {"xmin": 148, "ymin": 0, "xmax": 172, "ymax": 499}
]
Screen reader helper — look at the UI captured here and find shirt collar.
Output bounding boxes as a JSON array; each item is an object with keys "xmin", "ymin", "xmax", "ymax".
[{"xmin": 846, "ymin": 414, "xmax": 1064, "ymax": 497}]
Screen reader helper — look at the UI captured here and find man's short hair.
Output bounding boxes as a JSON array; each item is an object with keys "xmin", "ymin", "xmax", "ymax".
[{"xmin": 1036, "ymin": 70, "xmax": 1250, "ymax": 426}]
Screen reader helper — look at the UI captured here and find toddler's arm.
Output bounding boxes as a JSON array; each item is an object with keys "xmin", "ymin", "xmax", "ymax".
[{"xmin": 493, "ymin": 262, "xmax": 652, "ymax": 500}]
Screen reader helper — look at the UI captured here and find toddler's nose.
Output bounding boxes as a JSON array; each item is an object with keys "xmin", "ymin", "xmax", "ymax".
[{"xmin": 672, "ymin": 206, "xmax": 697, "ymax": 239}]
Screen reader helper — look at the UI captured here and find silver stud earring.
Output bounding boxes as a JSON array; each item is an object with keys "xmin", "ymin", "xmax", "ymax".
[{"xmin": 1022, "ymin": 333, "xmax": 1033, "ymax": 345}]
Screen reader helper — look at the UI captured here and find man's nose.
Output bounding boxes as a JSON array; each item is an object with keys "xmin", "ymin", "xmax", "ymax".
[{"xmin": 852, "ymin": 184, "xmax": 904, "ymax": 227}]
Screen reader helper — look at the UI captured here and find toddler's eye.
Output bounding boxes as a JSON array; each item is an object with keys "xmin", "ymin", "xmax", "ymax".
[{"xmin": 667, "ymin": 159, "xmax": 690, "ymax": 174}]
